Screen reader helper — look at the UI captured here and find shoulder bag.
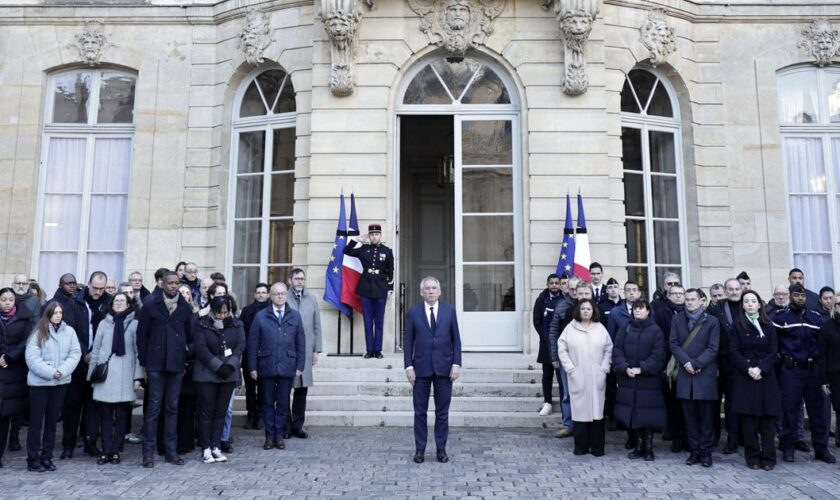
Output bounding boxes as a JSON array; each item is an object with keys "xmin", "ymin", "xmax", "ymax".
[{"xmin": 666, "ymin": 319, "xmax": 704, "ymax": 389}]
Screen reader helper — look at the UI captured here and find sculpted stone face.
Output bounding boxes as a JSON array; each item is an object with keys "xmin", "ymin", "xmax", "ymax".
[
  {"xmin": 561, "ymin": 11, "xmax": 592, "ymax": 39},
  {"xmin": 445, "ymin": 3, "xmax": 470, "ymax": 31},
  {"xmin": 326, "ymin": 13, "xmax": 355, "ymax": 41}
]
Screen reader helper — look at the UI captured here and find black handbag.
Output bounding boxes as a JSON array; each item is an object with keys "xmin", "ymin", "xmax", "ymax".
[{"xmin": 90, "ymin": 353, "xmax": 113, "ymax": 384}]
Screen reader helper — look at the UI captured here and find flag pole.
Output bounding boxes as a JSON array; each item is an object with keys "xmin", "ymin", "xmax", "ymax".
[{"xmin": 335, "ymin": 311, "xmax": 343, "ymax": 355}]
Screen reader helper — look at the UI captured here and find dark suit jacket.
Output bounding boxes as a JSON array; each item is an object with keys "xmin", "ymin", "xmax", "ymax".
[
  {"xmin": 403, "ymin": 301, "xmax": 462, "ymax": 378},
  {"xmin": 136, "ymin": 289, "xmax": 193, "ymax": 373}
]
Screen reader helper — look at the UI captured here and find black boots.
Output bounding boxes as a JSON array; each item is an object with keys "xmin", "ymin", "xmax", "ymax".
[
  {"xmin": 624, "ymin": 430, "xmax": 639, "ymax": 450},
  {"xmin": 627, "ymin": 429, "xmax": 655, "ymax": 461},
  {"xmin": 643, "ymin": 430, "xmax": 655, "ymax": 461}
]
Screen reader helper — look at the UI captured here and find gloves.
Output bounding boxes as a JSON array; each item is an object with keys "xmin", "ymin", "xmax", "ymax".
[{"xmin": 217, "ymin": 364, "xmax": 235, "ymax": 379}]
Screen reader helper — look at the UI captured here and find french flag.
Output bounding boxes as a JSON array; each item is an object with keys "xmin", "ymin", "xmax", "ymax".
[
  {"xmin": 341, "ymin": 193, "xmax": 363, "ymax": 313},
  {"xmin": 573, "ymin": 192, "xmax": 592, "ymax": 282}
]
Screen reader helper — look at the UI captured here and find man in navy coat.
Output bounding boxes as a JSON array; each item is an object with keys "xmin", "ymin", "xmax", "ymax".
[{"xmin": 404, "ymin": 276, "xmax": 462, "ymax": 464}]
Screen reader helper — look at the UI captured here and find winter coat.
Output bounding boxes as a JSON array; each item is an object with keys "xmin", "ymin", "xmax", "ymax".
[
  {"xmin": 557, "ymin": 320, "xmax": 613, "ymax": 422},
  {"xmin": 818, "ymin": 316, "xmax": 840, "ymax": 385},
  {"xmin": 25, "ymin": 322, "xmax": 81, "ymax": 386},
  {"xmin": 48, "ymin": 290, "xmax": 90, "ymax": 373},
  {"xmin": 136, "ymin": 289, "xmax": 193, "ymax": 373},
  {"xmin": 87, "ymin": 312, "xmax": 143, "ymax": 403},
  {"xmin": 247, "ymin": 304, "xmax": 306, "ymax": 378},
  {"xmin": 533, "ymin": 289, "xmax": 562, "ymax": 364},
  {"xmin": 730, "ymin": 317, "xmax": 780, "ymax": 417},
  {"xmin": 612, "ymin": 316, "xmax": 668, "ymax": 430},
  {"xmin": 192, "ymin": 315, "xmax": 246, "ymax": 385},
  {"xmin": 0, "ymin": 307, "xmax": 33, "ymax": 416},
  {"xmin": 669, "ymin": 311, "xmax": 719, "ymax": 401},
  {"xmin": 286, "ymin": 289, "xmax": 323, "ymax": 388}
]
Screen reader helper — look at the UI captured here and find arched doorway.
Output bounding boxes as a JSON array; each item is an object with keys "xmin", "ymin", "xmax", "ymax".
[{"xmin": 396, "ymin": 54, "xmax": 522, "ymax": 351}]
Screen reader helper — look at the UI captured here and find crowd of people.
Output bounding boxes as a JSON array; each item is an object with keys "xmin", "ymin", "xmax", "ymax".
[
  {"xmin": 533, "ymin": 263, "xmax": 840, "ymax": 470},
  {"xmin": 0, "ymin": 263, "xmax": 322, "ymax": 471}
]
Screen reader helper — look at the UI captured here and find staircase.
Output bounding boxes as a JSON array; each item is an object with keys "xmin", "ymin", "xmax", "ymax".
[{"xmin": 234, "ymin": 353, "xmax": 563, "ymax": 427}]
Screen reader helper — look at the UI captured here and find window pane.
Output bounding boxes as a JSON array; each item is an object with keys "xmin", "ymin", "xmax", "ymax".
[
  {"xmin": 432, "ymin": 58, "xmax": 480, "ymax": 101},
  {"xmin": 627, "ymin": 70, "xmax": 657, "ymax": 112},
  {"xmin": 270, "ymin": 173, "xmax": 294, "ymax": 217},
  {"xmin": 238, "ymin": 131, "xmax": 265, "ymax": 174},
  {"xmin": 789, "ymin": 195, "xmax": 831, "ymax": 251},
  {"xmin": 92, "ymin": 138, "xmax": 131, "ymax": 193},
  {"xmin": 828, "ymin": 72, "xmax": 840, "ymax": 123},
  {"xmin": 235, "ymin": 175, "xmax": 263, "ymax": 218},
  {"xmin": 86, "ymin": 252, "xmax": 123, "ymax": 283},
  {"xmin": 256, "ymin": 70, "xmax": 286, "ymax": 113},
  {"xmin": 778, "ymin": 71, "xmax": 820, "ymax": 124},
  {"xmin": 232, "ymin": 266, "xmax": 260, "ymax": 308},
  {"xmin": 653, "ymin": 220, "xmax": 681, "ymax": 264},
  {"xmin": 462, "ymin": 216, "xmax": 513, "ymax": 262},
  {"xmin": 39, "ymin": 252, "xmax": 78, "ymax": 295},
  {"xmin": 626, "ymin": 265, "xmax": 648, "ymax": 296},
  {"xmin": 647, "ymin": 82, "xmax": 673, "ymax": 117},
  {"xmin": 240, "ymin": 80, "xmax": 267, "ymax": 117},
  {"xmin": 268, "ymin": 266, "xmax": 292, "ymax": 286},
  {"xmin": 403, "ymin": 65, "xmax": 451, "ymax": 105},
  {"xmin": 625, "ymin": 219, "xmax": 646, "ymax": 264},
  {"xmin": 272, "ymin": 128, "xmax": 295, "ymax": 172},
  {"xmin": 88, "ymin": 195, "xmax": 127, "ymax": 251},
  {"xmin": 649, "ymin": 131, "xmax": 676, "ymax": 173},
  {"xmin": 233, "ymin": 220, "xmax": 261, "ymax": 264},
  {"xmin": 784, "ymin": 138, "xmax": 826, "ymax": 193},
  {"xmin": 460, "ymin": 65, "xmax": 510, "ymax": 104},
  {"xmin": 462, "ymin": 168, "xmax": 512, "ymax": 213},
  {"xmin": 623, "ymin": 172, "xmax": 644, "ymax": 216},
  {"xmin": 793, "ymin": 254, "xmax": 834, "ymax": 292},
  {"xmin": 269, "ymin": 220, "xmax": 294, "ymax": 264},
  {"xmin": 462, "ymin": 265, "xmax": 515, "ymax": 311},
  {"xmin": 651, "ymin": 175, "xmax": 678, "ymax": 218},
  {"xmin": 621, "ymin": 127, "xmax": 642, "ymax": 171},
  {"xmin": 621, "ymin": 77, "xmax": 640, "ymax": 113},
  {"xmin": 276, "ymin": 75, "xmax": 296, "ymax": 113},
  {"xmin": 42, "ymin": 195, "xmax": 81, "ymax": 250},
  {"xmin": 98, "ymin": 72, "xmax": 136, "ymax": 124},
  {"xmin": 45, "ymin": 138, "xmax": 86, "ymax": 193},
  {"xmin": 52, "ymin": 71, "xmax": 91, "ymax": 124},
  {"xmin": 462, "ymin": 120, "xmax": 512, "ymax": 165}
]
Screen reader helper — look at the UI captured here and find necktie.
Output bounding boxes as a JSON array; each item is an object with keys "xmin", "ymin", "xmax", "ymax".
[
  {"xmin": 595, "ymin": 288, "xmax": 600, "ymax": 301},
  {"xmin": 277, "ymin": 308, "xmax": 283, "ymax": 322},
  {"xmin": 429, "ymin": 306, "xmax": 436, "ymax": 331}
]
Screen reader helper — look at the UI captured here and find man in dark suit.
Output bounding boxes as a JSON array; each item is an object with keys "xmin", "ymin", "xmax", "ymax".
[{"xmin": 404, "ymin": 276, "xmax": 462, "ymax": 464}]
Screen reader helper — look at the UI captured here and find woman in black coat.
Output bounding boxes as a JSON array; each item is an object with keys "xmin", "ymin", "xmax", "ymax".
[
  {"xmin": 0, "ymin": 287, "xmax": 33, "ymax": 467},
  {"xmin": 612, "ymin": 299, "xmax": 667, "ymax": 461},
  {"xmin": 730, "ymin": 290, "xmax": 779, "ymax": 471},
  {"xmin": 818, "ymin": 295, "xmax": 840, "ymax": 446},
  {"xmin": 193, "ymin": 296, "xmax": 246, "ymax": 464}
]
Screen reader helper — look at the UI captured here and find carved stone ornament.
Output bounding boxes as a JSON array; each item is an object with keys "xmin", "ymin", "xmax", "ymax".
[
  {"xmin": 323, "ymin": 0, "xmax": 364, "ymax": 97},
  {"xmin": 555, "ymin": 0, "xmax": 599, "ymax": 96},
  {"xmin": 406, "ymin": 0, "xmax": 507, "ymax": 56},
  {"xmin": 239, "ymin": 7, "xmax": 272, "ymax": 65},
  {"xmin": 68, "ymin": 21, "xmax": 115, "ymax": 67},
  {"xmin": 798, "ymin": 18, "xmax": 840, "ymax": 67},
  {"xmin": 640, "ymin": 8, "xmax": 676, "ymax": 68}
]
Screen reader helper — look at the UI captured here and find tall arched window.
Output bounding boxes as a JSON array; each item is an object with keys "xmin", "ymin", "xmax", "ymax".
[
  {"xmin": 620, "ymin": 68, "xmax": 687, "ymax": 294},
  {"xmin": 34, "ymin": 68, "xmax": 137, "ymax": 292},
  {"xmin": 778, "ymin": 66, "xmax": 840, "ymax": 287},
  {"xmin": 227, "ymin": 68, "xmax": 297, "ymax": 302}
]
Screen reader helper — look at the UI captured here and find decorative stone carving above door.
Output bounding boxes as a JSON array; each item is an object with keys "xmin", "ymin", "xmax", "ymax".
[
  {"xmin": 799, "ymin": 18, "xmax": 840, "ymax": 67},
  {"xmin": 239, "ymin": 7, "xmax": 272, "ymax": 65},
  {"xmin": 406, "ymin": 0, "xmax": 508, "ymax": 56},
  {"xmin": 640, "ymin": 8, "xmax": 676, "ymax": 68},
  {"xmin": 68, "ymin": 20, "xmax": 115, "ymax": 67}
]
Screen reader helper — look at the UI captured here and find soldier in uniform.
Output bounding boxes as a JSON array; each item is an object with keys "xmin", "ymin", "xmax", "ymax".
[{"xmin": 344, "ymin": 224, "xmax": 394, "ymax": 359}]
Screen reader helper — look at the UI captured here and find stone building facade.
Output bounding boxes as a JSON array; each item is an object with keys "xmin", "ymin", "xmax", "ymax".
[{"xmin": 1, "ymin": 0, "xmax": 839, "ymax": 354}]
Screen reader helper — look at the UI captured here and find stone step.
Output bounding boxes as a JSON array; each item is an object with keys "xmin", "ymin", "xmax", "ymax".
[
  {"xmin": 317, "ymin": 354, "xmax": 537, "ymax": 370},
  {"xmin": 286, "ymin": 411, "xmax": 563, "ymax": 428},
  {"xmin": 310, "ymin": 367, "xmax": 548, "ymax": 384},
  {"xmin": 231, "ymin": 395, "xmax": 561, "ymax": 413},
  {"xmin": 302, "ymin": 382, "xmax": 559, "ymax": 398}
]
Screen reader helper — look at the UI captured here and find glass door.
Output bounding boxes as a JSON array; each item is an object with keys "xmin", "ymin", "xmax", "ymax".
[{"xmin": 454, "ymin": 115, "xmax": 521, "ymax": 350}]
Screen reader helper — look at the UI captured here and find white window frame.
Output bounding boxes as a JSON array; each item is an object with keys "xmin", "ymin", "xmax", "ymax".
[
  {"xmin": 778, "ymin": 65, "xmax": 840, "ymax": 287},
  {"xmin": 32, "ymin": 68, "xmax": 136, "ymax": 285},
  {"xmin": 225, "ymin": 67, "xmax": 297, "ymax": 291},
  {"xmin": 620, "ymin": 67, "xmax": 689, "ymax": 293}
]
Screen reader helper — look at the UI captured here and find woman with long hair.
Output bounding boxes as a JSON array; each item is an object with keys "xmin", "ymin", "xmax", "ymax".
[
  {"xmin": 0, "ymin": 287, "xmax": 34, "ymax": 467},
  {"xmin": 24, "ymin": 302, "xmax": 81, "ymax": 472}
]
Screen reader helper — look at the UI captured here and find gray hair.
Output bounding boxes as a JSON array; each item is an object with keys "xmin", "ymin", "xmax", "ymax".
[
  {"xmin": 663, "ymin": 272, "xmax": 680, "ymax": 284},
  {"xmin": 419, "ymin": 276, "xmax": 440, "ymax": 291},
  {"xmin": 709, "ymin": 283, "xmax": 725, "ymax": 293}
]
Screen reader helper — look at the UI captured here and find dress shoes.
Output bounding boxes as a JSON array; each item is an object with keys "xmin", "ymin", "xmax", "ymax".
[
  {"xmin": 413, "ymin": 451, "xmax": 425, "ymax": 463},
  {"xmin": 97, "ymin": 455, "xmax": 110, "ymax": 465},
  {"xmin": 795, "ymin": 440, "xmax": 812, "ymax": 453},
  {"xmin": 27, "ymin": 459, "xmax": 45, "ymax": 472},
  {"xmin": 263, "ymin": 439, "xmax": 275, "ymax": 450},
  {"xmin": 220, "ymin": 441, "xmax": 233, "ymax": 453},
  {"xmin": 815, "ymin": 450, "xmax": 837, "ymax": 464},
  {"xmin": 142, "ymin": 456, "xmax": 155, "ymax": 468},
  {"xmin": 363, "ymin": 352, "xmax": 373, "ymax": 359},
  {"xmin": 375, "ymin": 351, "xmax": 384, "ymax": 359},
  {"xmin": 782, "ymin": 449, "xmax": 795, "ymax": 462},
  {"xmin": 722, "ymin": 440, "xmax": 737, "ymax": 455},
  {"xmin": 291, "ymin": 429, "xmax": 309, "ymax": 439},
  {"xmin": 700, "ymin": 452, "xmax": 713, "ymax": 468},
  {"xmin": 685, "ymin": 452, "xmax": 700, "ymax": 465},
  {"xmin": 8, "ymin": 437, "xmax": 21, "ymax": 451},
  {"xmin": 164, "ymin": 454, "xmax": 185, "ymax": 465},
  {"xmin": 274, "ymin": 439, "xmax": 286, "ymax": 450},
  {"xmin": 60, "ymin": 448, "xmax": 73, "ymax": 460},
  {"xmin": 110, "ymin": 454, "xmax": 121, "ymax": 464},
  {"xmin": 436, "ymin": 450, "xmax": 449, "ymax": 463},
  {"xmin": 40, "ymin": 459, "xmax": 57, "ymax": 471}
]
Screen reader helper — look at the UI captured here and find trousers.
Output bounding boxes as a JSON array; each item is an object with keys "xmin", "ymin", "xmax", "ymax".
[
  {"xmin": 28, "ymin": 385, "xmax": 68, "ymax": 461},
  {"xmin": 413, "ymin": 375, "xmax": 452, "ymax": 452},
  {"xmin": 361, "ymin": 297, "xmax": 386, "ymax": 352}
]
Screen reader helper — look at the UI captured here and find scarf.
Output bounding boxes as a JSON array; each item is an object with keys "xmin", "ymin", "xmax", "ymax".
[
  {"xmin": 163, "ymin": 293, "xmax": 179, "ymax": 315},
  {"xmin": 0, "ymin": 305, "xmax": 16, "ymax": 322},
  {"xmin": 746, "ymin": 311, "xmax": 764, "ymax": 338},
  {"xmin": 111, "ymin": 310, "xmax": 131, "ymax": 356},
  {"xmin": 686, "ymin": 306, "xmax": 705, "ymax": 330}
]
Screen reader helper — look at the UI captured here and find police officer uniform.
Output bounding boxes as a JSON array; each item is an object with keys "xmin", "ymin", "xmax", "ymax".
[
  {"xmin": 773, "ymin": 284, "xmax": 836, "ymax": 463},
  {"xmin": 343, "ymin": 224, "xmax": 394, "ymax": 359}
]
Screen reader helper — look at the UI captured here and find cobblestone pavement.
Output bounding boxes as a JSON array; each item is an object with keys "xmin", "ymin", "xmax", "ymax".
[{"xmin": 2, "ymin": 426, "xmax": 840, "ymax": 499}]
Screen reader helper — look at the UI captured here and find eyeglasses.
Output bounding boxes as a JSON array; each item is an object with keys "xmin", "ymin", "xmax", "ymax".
[
  {"xmin": 12, "ymin": 282, "xmax": 28, "ymax": 286},
  {"xmin": 665, "ymin": 281, "xmax": 680, "ymax": 287}
]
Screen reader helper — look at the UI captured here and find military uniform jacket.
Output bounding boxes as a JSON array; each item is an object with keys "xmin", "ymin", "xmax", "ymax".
[{"xmin": 344, "ymin": 239, "xmax": 394, "ymax": 299}]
